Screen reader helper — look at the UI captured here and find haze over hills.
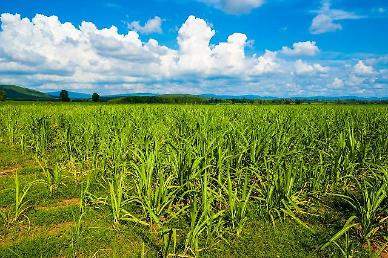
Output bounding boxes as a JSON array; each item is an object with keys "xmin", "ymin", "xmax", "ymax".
[
  {"xmin": 1, "ymin": 85, "xmax": 388, "ymax": 102},
  {"xmin": 47, "ymin": 91, "xmax": 91, "ymax": 100},
  {"xmin": 47, "ymin": 91, "xmax": 158, "ymax": 100}
]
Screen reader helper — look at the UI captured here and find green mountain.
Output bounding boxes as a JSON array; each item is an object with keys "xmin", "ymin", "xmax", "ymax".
[
  {"xmin": 108, "ymin": 94, "xmax": 208, "ymax": 104},
  {"xmin": 0, "ymin": 85, "xmax": 53, "ymax": 100}
]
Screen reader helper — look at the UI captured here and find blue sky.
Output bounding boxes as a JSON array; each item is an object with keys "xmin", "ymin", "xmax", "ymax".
[{"xmin": 0, "ymin": 0, "xmax": 387, "ymax": 96}]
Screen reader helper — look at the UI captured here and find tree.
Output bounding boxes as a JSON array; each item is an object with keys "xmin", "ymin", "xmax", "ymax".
[
  {"xmin": 92, "ymin": 92, "xmax": 100, "ymax": 102},
  {"xmin": 0, "ymin": 90, "xmax": 6, "ymax": 101},
  {"xmin": 60, "ymin": 90, "xmax": 70, "ymax": 102}
]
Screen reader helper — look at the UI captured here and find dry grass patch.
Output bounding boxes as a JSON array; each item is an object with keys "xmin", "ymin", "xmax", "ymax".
[
  {"xmin": 35, "ymin": 198, "xmax": 80, "ymax": 211},
  {"xmin": 0, "ymin": 221, "xmax": 73, "ymax": 248}
]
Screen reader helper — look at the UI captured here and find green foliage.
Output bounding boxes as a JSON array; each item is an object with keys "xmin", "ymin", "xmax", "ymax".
[
  {"xmin": 110, "ymin": 94, "xmax": 208, "ymax": 104},
  {"xmin": 1, "ymin": 171, "xmax": 36, "ymax": 226},
  {"xmin": 109, "ymin": 95, "xmax": 388, "ymax": 105},
  {"xmin": 0, "ymin": 103, "xmax": 388, "ymax": 256},
  {"xmin": 321, "ymin": 216, "xmax": 359, "ymax": 254},
  {"xmin": 59, "ymin": 90, "xmax": 70, "ymax": 102},
  {"xmin": 109, "ymin": 172, "xmax": 126, "ymax": 226},
  {"xmin": 36, "ymin": 158, "xmax": 64, "ymax": 194},
  {"xmin": 92, "ymin": 92, "xmax": 100, "ymax": 102},
  {"xmin": 0, "ymin": 90, "xmax": 6, "ymax": 101},
  {"xmin": 0, "ymin": 236, "xmax": 66, "ymax": 258},
  {"xmin": 327, "ymin": 177, "xmax": 387, "ymax": 245}
]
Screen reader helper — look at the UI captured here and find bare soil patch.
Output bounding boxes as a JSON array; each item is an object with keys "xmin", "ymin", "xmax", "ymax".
[
  {"xmin": 0, "ymin": 221, "xmax": 73, "ymax": 247},
  {"xmin": 0, "ymin": 166, "xmax": 19, "ymax": 177},
  {"xmin": 35, "ymin": 198, "xmax": 80, "ymax": 211}
]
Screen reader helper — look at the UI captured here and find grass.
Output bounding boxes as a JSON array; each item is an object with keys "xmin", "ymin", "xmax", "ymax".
[{"xmin": 0, "ymin": 103, "xmax": 387, "ymax": 257}]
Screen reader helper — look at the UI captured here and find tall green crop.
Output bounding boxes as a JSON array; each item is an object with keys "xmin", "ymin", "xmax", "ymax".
[{"xmin": 1, "ymin": 103, "xmax": 388, "ymax": 256}]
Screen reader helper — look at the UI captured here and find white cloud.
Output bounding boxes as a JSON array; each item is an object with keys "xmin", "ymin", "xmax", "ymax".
[
  {"xmin": 0, "ymin": 13, "xmax": 386, "ymax": 97},
  {"xmin": 175, "ymin": 16, "xmax": 278, "ymax": 76},
  {"xmin": 348, "ymin": 74, "xmax": 365, "ymax": 86},
  {"xmin": 331, "ymin": 77, "xmax": 344, "ymax": 88},
  {"xmin": 177, "ymin": 15, "xmax": 215, "ymax": 73},
  {"xmin": 347, "ymin": 63, "xmax": 379, "ymax": 86},
  {"xmin": 0, "ymin": 13, "xmax": 278, "ymax": 90},
  {"xmin": 128, "ymin": 16, "xmax": 163, "ymax": 34},
  {"xmin": 353, "ymin": 60, "xmax": 376, "ymax": 75},
  {"xmin": 310, "ymin": 14, "xmax": 342, "ymax": 34},
  {"xmin": 0, "ymin": 13, "xmax": 172, "ymax": 85},
  {"xmin": 212, "ymin": 33, "xmax": 248, "ymax": 74},
  {"xmin": 281, "ymin": 41, "xmax": 319, "ymax": 56},
  {"xmin": 294, "ymin": 60, "xmax": 329, "ymax": 74},
  {"xmin": 197, "ymin": 0, "xmax": 264, "ymax": 14},
  {"xmin": 254, "ymin": 50, "xmax": 279, "ymax": 74},
  {"xmin": 310, "ymin": 0, "xmax": 362, "ymax": 34},
  {"xmin": 381, "ymin": 69, "xmax": 388, "ymax": 80}
]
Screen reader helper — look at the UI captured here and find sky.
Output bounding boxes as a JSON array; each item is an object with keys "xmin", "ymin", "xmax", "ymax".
[{"xmin": 0, "ymin": 0, "xmax": 387, "ymax": 97}]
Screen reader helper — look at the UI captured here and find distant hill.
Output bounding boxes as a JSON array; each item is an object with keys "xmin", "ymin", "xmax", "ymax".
[
  {"xmin": 109, "ymin": 94, "xmax": 207, "ymax": 104},
  {"xmin": 48, "ymin": 91, "xmax": 91, "ymax": 100},
  {"xmin": 201, "ymin": 94, "xmax": 388, "ymax": 101},
  {"xmin": 292, "ymin": 96, "xmax": 388, "ymax": 101},
  {"xmin": 201, "ymin": 94, "xmax": 278, "ymax": 100},
  {"xmin": 101, "ymin": 93, "xmax": 158, "ymax": 101},
  {"xmin": 0, "ymin": 85, "xmax": 53, "ymax": 100},
  {"xmin": 47, "ymin": 91, "xmax": 158, "ymax": 101},
  {"xmin": 96, "ymin": 92, "xmax": 388, "ymax": 103},
  {"xmin": 1, "ymin": 85, "xmax": 388, "ymax": 102}
]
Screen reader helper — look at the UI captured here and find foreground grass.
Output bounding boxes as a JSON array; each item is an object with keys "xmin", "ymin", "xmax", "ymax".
[
  {"xmin": 0, "ymin": 103, "xmax": 387, "ymax": 257},
  {"xmin": 0, "ymin": 152, "xmax": 335, "ymax": 257}
]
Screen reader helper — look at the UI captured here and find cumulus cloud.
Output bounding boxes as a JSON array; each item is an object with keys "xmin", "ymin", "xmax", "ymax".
[
  {"xmin": 254, "ymin": 50, "xmax": 279, "ymax": 74},
  {"xmin": 331, "ymin": 77, "xmax": 344, "ymax": 88},
  {"xmin": 128, "ymin": 16, "xmax": 163, "ymax": 34},
  {"xmin": 0, "ymin": 13, "xmax": 278, "ymax": 90},
  {"xmin": 212, "ymin": 33, "xmax": 249, "ymax": 74},
  {"xmin": 176, "ymin": 16, "xmax": 277, "ymax": 76},
  {"xmin": 177, "ymin": 15, "xmax": 215, "ymax": 73},
  {"xmin": 353, "ymin": 60, "xmax": 376, "ymax": 75},
  {"xmin": 0, "ymin": 13, "xmax": 173, "ymax": 85},
  {"xmin": 281, "ymin": 41, "xmax": 319, "ymax": 56},
  {"xmin": 0, "ymin": 13, "xmax": 386, "ymax": 97},
  {"xmin": 294, "ymin": 60, "xmax": 329, "ymax": 74},
  {"xmin": 310, "ymin": 0, "xmax": 362, "ymax": 34},
  {"xmin": 197, "ymin": 0, "xmax": 264, "ymax": 14},
  {"xmin": 345, "ymin": 61, "xmax": 379, "ymax": 88}
]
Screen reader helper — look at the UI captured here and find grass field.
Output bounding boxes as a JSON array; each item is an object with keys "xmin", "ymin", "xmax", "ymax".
[{"xmin": 0, "ymin": 103, "xmax": 387, "ymax": 257}]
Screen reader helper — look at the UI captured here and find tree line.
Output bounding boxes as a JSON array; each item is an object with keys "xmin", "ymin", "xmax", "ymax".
[
  {"xmin": 111, "ymin": 95, "xmax": 388, "ymax": 105},
  {"xmin": 1, "ymin": 89, "xmax": 388, "ymax": 105},
  {"xmin": 59, "ymin": 90, "xmax": 100, "ymax": 102},
  {"xmin": 0, "ymin": 90, "xmax": 5, "ymax": 101}
]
